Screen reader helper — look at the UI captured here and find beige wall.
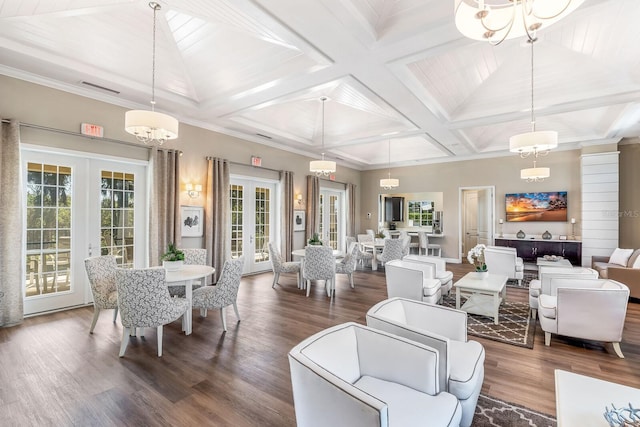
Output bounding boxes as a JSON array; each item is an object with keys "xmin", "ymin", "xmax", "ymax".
[
  {"xmin": 360, "ymin": 150, "xmax": 583, "ymax": 260},
  {"xmin": 0, "ymin": 75, "xmax": 362, "ymax": 250},
  {"xmin": 2, "ymin": 75, "xmax": 638, "ymax": 255}
]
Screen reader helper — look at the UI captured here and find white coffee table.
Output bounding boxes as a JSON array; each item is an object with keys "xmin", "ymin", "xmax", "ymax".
[
  {"xmin": 537, "ymin": 257, "xmax": 572, "ymax": 268},
  {"xmin": 454, "ymin": 272, "xmax": 508, "ymax": 325},
  {"xmin": 555, "ymin": 369, "xmax": 640, "ymax": 426}
]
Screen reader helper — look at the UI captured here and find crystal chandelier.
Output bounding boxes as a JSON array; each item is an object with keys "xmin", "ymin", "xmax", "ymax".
[
  {"xmin": 125, "ymin": 2, "xmax": 179, "ymax": 145},
  {"xmin": 309, "ymin": 97, "xmax": 336, "ymax": 176},
  {"xmin": 454, "ymin": 0, "xmax": 585, "ymax": 45},
  {"xmin": 380, "ymin": 139, "xmax": 399, "ymax": 190}
]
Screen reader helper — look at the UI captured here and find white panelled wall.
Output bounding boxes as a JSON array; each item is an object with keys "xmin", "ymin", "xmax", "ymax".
[{"xmin": 581, "ymin": 152, "xmax": 620, "ymax": 266}]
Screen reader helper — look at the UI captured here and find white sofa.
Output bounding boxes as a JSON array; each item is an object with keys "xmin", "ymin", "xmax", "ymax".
[
  {"xmin": 403, "ymin": 254, "xmax": 453, "ymax": 295},
  {"xmin": 483, "ymin": 246, "xmax": 524, "ymax": 286},
  {"xmin": 366, "ymin": 298, "xmax": 484, "ymax": 427},
  {"xmin": 528, "ymin": 266, "xmax": 598, "ymax": 319},
  {"xmin": 288, "ymin": 322, "xmax": 462, "ymax": 427},
  {"xmin": 538, "ymin": 278, "xmax": 630, "ymax": 358},
  {"xmin": 385, "ymin": 259, "xmax": 442, "ymax": 303}
]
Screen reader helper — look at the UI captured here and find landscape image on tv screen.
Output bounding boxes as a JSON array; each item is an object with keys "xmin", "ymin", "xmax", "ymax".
[{"xmin": 505, "ymin": 191, "xmax": 568, "ymax": 222}]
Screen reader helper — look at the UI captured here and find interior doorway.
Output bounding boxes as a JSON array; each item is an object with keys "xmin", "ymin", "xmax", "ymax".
[{"xmin": 459, "ymin": 186, "xmax": 495, "ymax": 261}]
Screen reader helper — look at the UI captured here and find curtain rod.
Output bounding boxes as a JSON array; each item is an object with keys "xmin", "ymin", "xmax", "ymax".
[
  {"xmin": 2, "ymin": 119, "xmax": 152, "ymax": 149},
  {"xmin": 205, "ymin": 156, "xmax": 349, "ymax": 185}
]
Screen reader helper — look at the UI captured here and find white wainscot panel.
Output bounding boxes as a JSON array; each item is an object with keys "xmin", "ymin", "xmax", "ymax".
[
  {"xmin": 581, "ymin": 192, "xmax": 619, "ymax": 203},
  {"xmin": 581, "ymin": 183, "xmax": 619, "ymax": 193},
  {"xmin": 581, "ymin": 173, "xmax": 619, "ymax": 184}
]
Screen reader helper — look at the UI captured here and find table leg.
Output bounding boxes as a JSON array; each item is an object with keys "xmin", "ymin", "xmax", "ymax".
[{"xmin": 184, "ymin": 279, "xmax": 193, "ymax": 335}]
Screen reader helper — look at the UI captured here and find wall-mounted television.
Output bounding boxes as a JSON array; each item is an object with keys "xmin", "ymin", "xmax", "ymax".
[{"xmin": 505, "ymin": 191, "xmax": 567, "ymax": 222}]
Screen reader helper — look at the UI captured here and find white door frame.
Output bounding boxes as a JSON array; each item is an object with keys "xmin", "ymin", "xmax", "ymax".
[
  {"xmin": 21, "ymin": 145, "xmax": 148, "ymax": 316},
  {"xmin": 458, "ymin": 186, "xmax": 495, "ymax": 263}
]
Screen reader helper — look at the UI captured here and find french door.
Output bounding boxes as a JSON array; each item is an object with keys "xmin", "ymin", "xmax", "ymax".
[
  {"xmin": 22, "ymin": 148, "xmax": 146, "ymax": 315},
  {"xmin": 318, "ymin": 189, "xmax": 345, "ymax": 250},
  {"xmin": 230, "ymin": 177, "xmax": 278, "ymax": 274}
]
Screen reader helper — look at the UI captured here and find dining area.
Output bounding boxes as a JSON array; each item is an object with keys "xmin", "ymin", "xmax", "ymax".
[{"xmin": 83, "ymin": 247, "xmax": 243, "ymax": 357}]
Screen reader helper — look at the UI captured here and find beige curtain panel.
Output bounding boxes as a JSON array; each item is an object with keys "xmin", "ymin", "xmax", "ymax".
[
  {"xmin": 148, "ymin": 147, "xmax": 181, "ymax": 267},
  {"xmin": 205, "ymin": 157, "xmax": 230, "ymax": 283},
  {"xmin": 0, "ymin": 119, "xmax": 24, "ymax": 327},
  {"xmin": 281, "ymin": 171, "xmax": 294, "ymax": 262},
  {"xmin": 347, "ymin": 183, "xmax": 357, "ymax": 238},
  {"xmin": 306, "ymin": 175, "xmax": 320, "ymax": 242}
]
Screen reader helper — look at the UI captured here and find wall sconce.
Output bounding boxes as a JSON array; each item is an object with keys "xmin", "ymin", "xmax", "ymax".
[
  {"xmin": 186, "ymin": 183, "xmax": 202, "ymax": 198},
  {"xmin": 296, "ymin": 193, "xmax": 304, "ymax": 208}
]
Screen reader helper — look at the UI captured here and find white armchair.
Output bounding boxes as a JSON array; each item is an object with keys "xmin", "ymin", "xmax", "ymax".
[
  {"xmin": 483, "ymin": 246, "xmax": 524, "ymax": 286},
  {"xmin": 538, "ymin": 278, "xmax": 630, "ymax": 358},
  {"xmin": 367, "ymin": 298, "xmax": 485, "ymax": 427},
  {"xmin": 288, "ymin": 322, "xmax": 462, "ymax": 427},
  {"xmin": 528, "ymin": 266, "xmax": 598, "ymax": 319},
  {"xmin": 403, "ymin": 254, "xmax": 453, "ymax": 295},
  {"xmin": 385, "ymin": 259, "xmax": 441, "ymax": 303}
]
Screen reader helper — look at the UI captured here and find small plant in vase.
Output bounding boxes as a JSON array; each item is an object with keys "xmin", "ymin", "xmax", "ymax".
[
  {"xmin": 467, "ymin": 244, "xmax": 488, "ymax": 278},
  {"xmin": 162, "ymin": 243, "xmax": 185, "ymax": 271},
  {"xmin": 308, "ymin": 233, "xmax": 322, "ymax": 246}
]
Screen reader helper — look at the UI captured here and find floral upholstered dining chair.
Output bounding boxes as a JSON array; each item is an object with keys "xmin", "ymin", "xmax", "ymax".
[
  {"xmin": 84, "ymin": 255, "xmax": 119, "ymax": 334},
  {"xmin": 116, "ymin": 267, "xmax": 190, "ymax": 357},
  {"xmin": 168, "ymin": 248, "xmax": 208, "ymax": 297},
  {"xmin": 192, "ymin": 256, "xmax": 245, "ymax": 332}
]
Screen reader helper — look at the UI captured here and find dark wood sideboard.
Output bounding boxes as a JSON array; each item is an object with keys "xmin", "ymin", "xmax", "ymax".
[{"xmin": 494, "ymin": 238, "xmax": 582, "ymax": 266}]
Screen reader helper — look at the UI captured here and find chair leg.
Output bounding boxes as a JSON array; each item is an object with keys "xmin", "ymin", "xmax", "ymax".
[
  {"xmin": 272, "ymin": 272, "xmax": 280, "ymax": 288},
  {"xmin": 157, "ymin": 325, "xmax": 163, "ymax": 357},
  {"xmin": 119, "ymin": 327, "xmax": 130, "ymax": 357},
  {"xmin": 220, "ymin": 308, "xmax": 227, "ymax": 331},
  {"xmin": 612, "ymin": 342, "xmax": 625, "ymax": 358},
  {"xmin": 233, "ymin": 302, "xmax": 240, "ymax": 322},
  {"xmin": 113, "ymin": 307, "xmax": 118, "ymax": 323},
  {"xmin": 544, "ymin": 332, "xmax": 551, "ymax": 346},
  {"xmin": 89, "ymin": 307, "xmax": 100, "ymax": 334}
]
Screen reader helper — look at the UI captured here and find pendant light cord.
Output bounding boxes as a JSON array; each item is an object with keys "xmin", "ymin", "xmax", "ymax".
[
  {"xmin": 150, "ymin": 2, "xmax": 159, "ymax": 111},
  {"xmin": 530, "ymin": 38, "xmax": 535, "ymax": 132}
]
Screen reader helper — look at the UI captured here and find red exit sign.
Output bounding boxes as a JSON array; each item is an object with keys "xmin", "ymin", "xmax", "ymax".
[{"xmin": 81, "ymin": 123, "xmax": 104, "ymax": 137}]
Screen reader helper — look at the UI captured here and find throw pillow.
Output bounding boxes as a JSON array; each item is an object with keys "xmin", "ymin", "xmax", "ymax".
[{"xmin": 609, "ymin": 248, "xmax": 634, "ymax": 267}]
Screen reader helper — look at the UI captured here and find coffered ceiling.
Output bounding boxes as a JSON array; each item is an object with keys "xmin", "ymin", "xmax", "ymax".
[{"xmin": 0, "ymin": 0, "xmax": 638, "ymax": 170}]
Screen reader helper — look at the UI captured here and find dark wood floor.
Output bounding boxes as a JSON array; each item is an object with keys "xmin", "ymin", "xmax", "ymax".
[{"xmin": 2, "ymin": 263, "xmax": 640, "ymax": 426}]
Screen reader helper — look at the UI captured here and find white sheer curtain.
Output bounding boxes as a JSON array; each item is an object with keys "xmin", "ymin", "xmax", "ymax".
[
  {"xmin": 204, "ymin": 157, "xmax": 230, "ymax": 283},
  {"xmin": 0, "ymin": 119, "xmax": 24, "ymax": 327},
  {"xmin": 148, "ymin": 147, "xmax": 181, "ymax": 267}
]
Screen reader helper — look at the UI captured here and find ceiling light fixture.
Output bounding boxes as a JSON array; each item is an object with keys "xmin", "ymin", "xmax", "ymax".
[
  {"xmin": 520, "ymin": 160, "xmax": 550, "ymax": 182},
  {"xmin": 125, "ymin": 2, "xmax": 178, "ymax": 145},
  {"xmin": 380, "ymin": 139, "xmax": 399, "ymax": 190},
  {"xmin": 309, "ymin": 96, "xmax": 336, "ymax": 176},
  {"xmin": 454, "ymin": 0, "xmax": 585, "ymax": 45}
]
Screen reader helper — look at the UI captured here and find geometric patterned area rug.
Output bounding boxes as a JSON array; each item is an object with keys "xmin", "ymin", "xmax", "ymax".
[
  {"xmin": 473, "ymin": 394, "xmax": 556, "ymax": 427},
  {"xmin": 441, "ymin": 294, "xmax": 536, "ymax": 349}
]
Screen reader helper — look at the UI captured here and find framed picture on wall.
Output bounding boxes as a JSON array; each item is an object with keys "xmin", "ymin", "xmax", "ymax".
[
  {"xmin": 294, "ymin": 210, "xmax": 305, "ymax": 232},
  {"xmin": 181, "ymin": 206, "xmax": 203, "ymax": 237}
]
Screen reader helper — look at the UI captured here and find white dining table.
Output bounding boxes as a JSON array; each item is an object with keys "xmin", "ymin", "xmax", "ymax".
[
  {"xmin": 292, "ymin": 248, "xmax": 344, "ymax": 289},
  {"xmin": 165, "ymin": 264, "xmax": 215, "ymax": 335}
]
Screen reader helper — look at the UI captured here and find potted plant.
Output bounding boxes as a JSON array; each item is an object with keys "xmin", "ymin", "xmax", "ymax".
[
  {"xmin": 161, "ymin": 243, "xmax": 185, "ymax": 271},
  {"xmin": 467, "ymin": 243, "xmax": 488, "ymax": 278},
  {"xmin": 308, "ymin": 233, "xmax": 322, "ymax": 246}
]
